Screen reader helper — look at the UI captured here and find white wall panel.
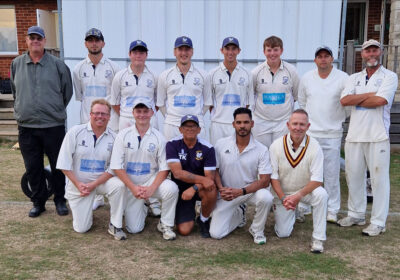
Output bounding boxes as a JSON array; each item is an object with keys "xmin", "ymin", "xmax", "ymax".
[{"xmin": 62, "ymin": 0, "xmax": 343, "ymax": 128}]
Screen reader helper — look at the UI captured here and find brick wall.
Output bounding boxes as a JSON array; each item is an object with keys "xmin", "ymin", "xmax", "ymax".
[{"xmin": 0, "ymin": 0, "xmax": 57, "ymax": 79}]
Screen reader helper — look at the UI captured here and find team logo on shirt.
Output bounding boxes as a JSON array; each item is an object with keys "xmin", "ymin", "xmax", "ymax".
[
  {"xmin": 356, "ymin": 81, "xmax": 361, "ymax": 87},
  {"xmin": 125, "ymin": 81, "xmax": 131, "ymax": 87},
  {"xmin": 238, "ymin": 77, "xmax": 245, "ymax": 86},
  {"xmin": 375, "ymin": 79, "xmax": 383, "ymax": 87},
  {"xmin": 126, "ymin": 142, "xmax": 135, "ymax": 150},
  {"xmin": 195, "ymin": 150, "xmax": 203, "ymax": 160},
  {"xmin": 193, "ymin": 77, "xmax": 201, "ymax": 86},
  {"xmin": 282, "ymin": 76, "xmax": 289, "ymax": 85},
  {"xmin": 146, "ymin": 79, "xmax": 153, "ymax": 88},
  {"xmin": 147, "ymin": 143, "xmax": 156, "ymax": 153},
  {"xmin": 219, "ymin": 79, "xmax": 223, "ymax": 84},
  {"xmin": 261, "ymin": 78, "xmax": 266, "ymax": 84},
  {"xmin": 83, "ymin": 72, "xmax": 88, "ymax": 78},
  {"xmin": 78, "ymin": 140, "xmax": 88, "ymax": 147},
  {"xmin": 224, "ymin": 149, "xmax": 230, "ymax": 154},
  {"xmin": 179, "ymin": 149, "xmax": 187, "ymax": 160},
  {"xmin": 105, "ymin": 70, "xmax": 113, "ymax": 78},
  {"xmin": 172, "ymin": 79, "xmax": 176, "ymax": 84}
]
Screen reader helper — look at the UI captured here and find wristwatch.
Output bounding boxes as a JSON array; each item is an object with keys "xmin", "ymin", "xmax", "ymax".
[{"xmin": 192, "ymin": 185, "xmax": 199, "ymax": 192}]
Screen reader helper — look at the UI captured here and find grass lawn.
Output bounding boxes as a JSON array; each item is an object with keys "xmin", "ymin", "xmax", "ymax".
[{"xmin": 0, "ymin": 142, "xmax": 399, "ymax": 280}]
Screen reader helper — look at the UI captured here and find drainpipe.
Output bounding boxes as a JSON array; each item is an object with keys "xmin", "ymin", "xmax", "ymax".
[
  {"xmin": 379, "ymin": 0, "xmax": 387, "ymax": 64},
  {"xmin": 339, "ymin": 0, "xmax": 347, "ymax": 71},
  {"xmin": 57, "ymin": 0, "xmax": 64, "ymax": 60}
]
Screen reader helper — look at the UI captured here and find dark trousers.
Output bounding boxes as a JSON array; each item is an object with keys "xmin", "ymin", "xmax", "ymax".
[{"xmin": 18, "ymin": 125, "xmax": 66, "ymax": 207}]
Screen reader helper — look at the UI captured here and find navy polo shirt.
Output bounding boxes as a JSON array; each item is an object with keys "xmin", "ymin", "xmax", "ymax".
[{"xmin": 166, "ymin": 136, "xmax": 216, "ymax": 191}]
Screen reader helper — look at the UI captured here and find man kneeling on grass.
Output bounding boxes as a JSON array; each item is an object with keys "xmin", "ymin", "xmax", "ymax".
[
  {"xmin": 166, "ymin": 115, "xmax": 217, "ymax": 238},
  {"xmin": 111, "ymin": 98, "xmax": 179, "ymax": 240},
  {"xmin": 209, "ymin": 107, "xmax": 273, "ymax": 244},
  {"xmin": 269, "ymin": 109, "xmax": 328, "ymax": 253},
  {"xmin": 57, "ymin": 99, "xmax": 126, "ymax": 240}
]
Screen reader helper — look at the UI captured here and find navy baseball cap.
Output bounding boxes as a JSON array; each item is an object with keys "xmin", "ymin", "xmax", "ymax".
[
  {"xmin": 129, "ymin": 40, "xmax": 148, "ymax": 52},
  {"xmin": 132, "ymin": 97, "xmax": 152, "ymax": 109},
  {"xmin": 85, "ymin": 28, "xmax": 104, "ymax": 41},
  {"xmin": 180, "ymin": 115, "xmax": 199, "ymax": 126},
  {"xmin": 174, "ymin": 36, "xmax": 193, "ymax": 48},
  {"xmin": 27, "ymin": 26, "xmax": 45, "ymax": 38},
  {"xmin": 315, "ymin": 46, "xmax": 333, "ymax": 57},
  {"xmin": 222, "ymin": 37, "xmax": 239, "ymax": 48}
]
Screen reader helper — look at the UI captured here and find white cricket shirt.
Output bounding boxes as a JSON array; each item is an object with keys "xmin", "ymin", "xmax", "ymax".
[
  {"xmin": 341, "ymin": 66, "xmax": 398, "ymax": 142},
  {"xmin": 209, "ymin": 62, "xmax": 254, "ymax": 124},
  {"xmin": 56, "ymin": 123, "xmax": 116, "ymax": 183},
  {"xmin": 252, "ymin": 60, "xmax": 299, "ymax": 121},
  {"xmin": 73, "ymin": 56, "xmax": 120, "ymax": 123},
  {"xmin": 110, "ymin": 125, "xmax": 168, "ymax": 185},
  {"xmin": 215, "ymin": 134, "xmax": 272, "ymax": 189},
  {"xmin": 298, "ymin": 68, "xmax": 349, "ymax": 138},
  {"xmin": 156, "ymin": 64, "xmax": 212, "ymax": 127},
  {"xmin": 110, "ymin": 65, "xmax": 157, "ymax": 118}
]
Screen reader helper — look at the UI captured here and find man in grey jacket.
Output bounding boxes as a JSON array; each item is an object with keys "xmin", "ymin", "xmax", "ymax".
[{"xmin": 10, "ymin": 26, "xmax": 73, "ymax": 217}]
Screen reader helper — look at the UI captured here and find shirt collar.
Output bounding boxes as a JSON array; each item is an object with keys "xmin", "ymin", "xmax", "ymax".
[
  {"xmin": 25, "ymin": 51, "xmax": 48, "ymax": 65},
  {"xmin": 175, "ymin": 63, "xmax": 194, "ymax": 74},
  {"xmin": 132, "ymin": 124, "xmax": 152, "ymax": 137},
  {"xmin": 219, "ymin": 62, "xmax": 239, "ymax": 72},
  {"xmin": 228, "ymin": 133, "xmax": 257, "ymax": 153},
  {"xmin": 286, "ymin": 133, "xmax": 307, "ymax": 150},
  {"xmin": 86, "ymin": 122, "xmax": 110, "ymax": 135},
  {"xmin": 265, "ymin": 60, "xmax": 283, "ymax": 71},
  {"xmin": 85, "ymin": 55, "xmax": 106, "ymax": 65},
  {"xmin": 128, "ymin": 64, "xmax": 148, "ymax": 75}
]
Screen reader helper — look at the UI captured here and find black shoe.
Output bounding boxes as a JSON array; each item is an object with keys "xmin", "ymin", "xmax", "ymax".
[
  {"xmin": 29, "ymin": 206, "xmax": 46, "ymax": 218},
  {"xmin": 55, "ymin": 201, "xmax": 69, "ymax": 216},
  {"xmin": 196, "ymin": 216, "xmax": 211, "ymax": 238}
]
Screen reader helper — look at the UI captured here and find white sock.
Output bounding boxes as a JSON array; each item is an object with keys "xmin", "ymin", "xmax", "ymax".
[{"xmin": 200, "ymin": 213, "xmax": 209, "ymax": 222}]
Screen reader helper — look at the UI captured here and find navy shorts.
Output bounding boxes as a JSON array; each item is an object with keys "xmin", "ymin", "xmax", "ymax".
[{"xmin": 175, "ymin": 191, "xmax": 201, "ymax": 225}]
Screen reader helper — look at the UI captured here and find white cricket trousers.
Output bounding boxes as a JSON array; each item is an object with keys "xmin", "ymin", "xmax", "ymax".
[
  {"xmin": 209, "ymin": 122, "xmax": 234, "ymax": 146},
  {"xmin": 65, "ymin": 176, "xmax": 126, "ymax": 233},
  {"xmin": 252, "ymin": 118, "xmax": 288, "ymax": 148},
  {"xmin": 209, "ymin": 189, "xmax": 274, "ymax": 239},
  {"xmin": 344, "ymin": 141, "xmax": 390, "ymax": 227},
  {"xmin": 315, "ymin": 137, "xmax": 342, "ymax": 215},
  {"xmin": 274, "ymin": 187, "xmax": 328, "ymax": 241},
  {"xmin": 124, "ymin": 178, "xmax": 179, "ymax": 233},
  {"xmin": 163, "ymin": 123, "xmax": 206, "ymax": 141}
]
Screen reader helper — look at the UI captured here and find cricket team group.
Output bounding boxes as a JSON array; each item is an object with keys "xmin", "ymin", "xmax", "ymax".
[{"xmin": 10, "ymin": 26, "xmax": 398, "ymax": 254}]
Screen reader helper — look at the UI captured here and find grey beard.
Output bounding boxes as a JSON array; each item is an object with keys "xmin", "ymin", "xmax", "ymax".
[{"xmin": 366, "ymin": 60, "xmax": 379, "ymax": 67}]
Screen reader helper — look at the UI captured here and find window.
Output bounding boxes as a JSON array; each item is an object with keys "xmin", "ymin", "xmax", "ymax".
[
  {"xmin": 345, "ymin": 2, "xmax": 367, "ymax": 45},
  {"xmin": 0, "ymin": 6, "xmax": 18, "ymax": 54}
]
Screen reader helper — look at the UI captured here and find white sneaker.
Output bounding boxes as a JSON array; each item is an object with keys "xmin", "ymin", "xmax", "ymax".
[
  {"xmin": 108, "ymin": 223, "xmax": 127, "ymax": 241},
  {"xmin": 295, "ymin": 208, "xmax": 306, "ymax": 223},
  {"xmin": 310, "ymin": 238, "xmax": 324, "ymax": 253},
  {"xmin": 157, "ymin": 221, "xmax": 176, "ymax": 240},
  {"xmin": 149, "ymin": 200, "xmax": 161, "ymax": 217},
  {"xmin": 238, "ymin": 204, "xmax": 247, "ymax": 228},
  {"xmin": 362, "ymin": 224, "xmax": 386, "ymax": 236},
  {"xmin": 249, "ymin": 227, "xmax": 266, "ymax": 245},
  {"xmin": 92, "ymin": 196, "xmax": 105, "ymax": 211},
  {"xmin": 337, "ymin": 216, "xmax": 366, "ymax": 227},
  {"xmin": 326, "ymin": 212, "xmax": 338, "ymax": 223}
]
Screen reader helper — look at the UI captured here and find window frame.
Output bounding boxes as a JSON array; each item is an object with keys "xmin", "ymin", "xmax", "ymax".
[{"xmin": 0, "ymin": 5, "xmax": 19, "ymax": 55}]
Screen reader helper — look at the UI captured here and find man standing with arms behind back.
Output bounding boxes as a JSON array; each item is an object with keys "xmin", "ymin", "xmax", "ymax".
[
  {"xmin": 338, "ymin": 39, "xmax": 398, "ymax": 236},
  {"xmin": 10, "ymin": 26, "xmax": 73, "ymax": 217},
  {"xmin": 157, "ymin": 36, "xmax": 212, "ymax": 140},
  {"xmin": 73, "ymin": 28, "xmax": 120, "ymax": 132},
  {"xmin": 251, "ymin": 36, "xmax": 299, "ymax": 148},
  {"xmin": 208, "ymin": 37, "xmax": 253, "ymax": 145},
  {"xmin": 298, "ymin": 46, "xmax": 349, "ymax": 223},
  {"xmin": 73, "ymin": 28, "xmax": 121, "ymax": 210}
]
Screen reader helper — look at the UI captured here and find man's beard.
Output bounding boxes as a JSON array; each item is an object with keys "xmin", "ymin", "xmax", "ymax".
[
  {"xmin": 89, "ymin": 49, "xmax": 102, "ymax": 55},
  {"xmin": 365, "ymin": 58, "xmax": 379, "ymax": 67}
]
